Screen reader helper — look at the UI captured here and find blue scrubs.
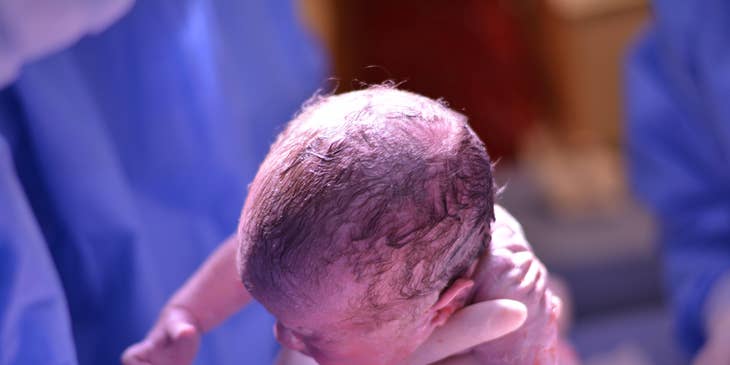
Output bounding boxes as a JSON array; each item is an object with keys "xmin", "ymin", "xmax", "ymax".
[
  {"xmin": 0, "ymin": 1, "xmax": 326, "ymax": 364},
  {"xmin": 626, "ymin": 0, "xmax": 730, "ymax": 354}
]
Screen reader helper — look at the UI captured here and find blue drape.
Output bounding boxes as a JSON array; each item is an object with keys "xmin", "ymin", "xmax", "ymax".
[
  {"xmin": 626, "ymin": 0, "xmax": 730, "ymax": 354},
  {"xmin": 0, "ymin": 1, "xmax": 326, "ymax": 364}
]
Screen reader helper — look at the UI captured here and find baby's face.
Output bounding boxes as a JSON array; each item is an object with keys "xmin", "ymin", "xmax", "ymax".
[
  {"xmin": 274, "ymin": 313, "xmax": 427, "ymax": 365},
  {"xmin": 265, "ymin": 279, "xmax": 438, "ymax": 365}
]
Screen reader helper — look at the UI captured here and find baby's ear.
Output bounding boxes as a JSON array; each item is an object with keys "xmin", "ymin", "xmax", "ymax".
[
  {"xmin": 430, "ymin": 278, "xmax": 474, "ymax": 327},
  {"xmin": 274, "ymin": 321, "xmax": 308, "ymax": 353}
]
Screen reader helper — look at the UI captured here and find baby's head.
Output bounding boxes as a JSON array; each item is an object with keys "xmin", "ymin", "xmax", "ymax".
[{"xmin": 238, "ymin": 87, "xmax": 496, "ymax": 365}]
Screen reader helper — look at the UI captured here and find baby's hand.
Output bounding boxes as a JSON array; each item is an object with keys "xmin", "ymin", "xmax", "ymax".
[{"xmin": 121, "ymin": 306, "xmax": 201, "ymax": 365}]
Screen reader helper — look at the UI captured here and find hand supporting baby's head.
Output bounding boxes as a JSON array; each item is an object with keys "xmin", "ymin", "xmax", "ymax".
[{"xmin": 237, "ymin": 87, "xmax": 496, "ymax": 365}]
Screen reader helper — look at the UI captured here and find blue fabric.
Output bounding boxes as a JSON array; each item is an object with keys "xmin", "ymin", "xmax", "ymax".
[
  {"xmin": 0, "ymin": 0, "xmax": 133, "ymax": 86},
  {"xmin": 626, "ymin": 0, "xmax": 730, "ymax": 354},
  {"xmin": 0, "ymin": 0, "xmax": 326, "ymax": 364}
]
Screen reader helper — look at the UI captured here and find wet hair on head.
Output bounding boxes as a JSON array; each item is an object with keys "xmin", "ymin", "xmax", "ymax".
[{"xmin": 238, "ymin": 85, "xmax": 496, "ymax": 322}]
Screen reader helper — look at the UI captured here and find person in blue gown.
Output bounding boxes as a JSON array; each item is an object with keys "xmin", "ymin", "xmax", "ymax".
[
  {"xmin": 0, "ymin": 1, "xmax": 326, "ymax": 364},
  {"xmin": 627, "ymin": 0, "xmax": 730, "ymax": 363}
]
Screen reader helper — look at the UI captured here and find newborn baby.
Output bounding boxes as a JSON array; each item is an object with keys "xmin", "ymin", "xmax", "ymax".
[{"xmin": 123, "ymin": 87, "xmax": 573, "ymax": 365}]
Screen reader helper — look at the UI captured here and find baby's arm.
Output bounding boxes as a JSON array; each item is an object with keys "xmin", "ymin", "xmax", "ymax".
[
  {"xmin": 275, "ymin": 348, "xmax": 319, "ymax": 365},
  {"xmin": 406, "ymin": 300, "xmax": 528, "ymax": 365},
  {"xmin": 275, "ymin": 300, "xmax": 527, "ymax": 365},
  {"xmin": 122, "ymin": 236, "xmax": 252, "ymax": 365}
]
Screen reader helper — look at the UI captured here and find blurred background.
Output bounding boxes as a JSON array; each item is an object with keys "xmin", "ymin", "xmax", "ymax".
[{"xmin": 297, "ymin": 0, "xmax": 678, "ymax": 364}]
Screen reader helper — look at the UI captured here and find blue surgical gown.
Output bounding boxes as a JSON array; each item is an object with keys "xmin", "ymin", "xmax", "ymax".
[
  {"xmin": 0, "ymin": 1, "xmax": 326, "ymax": 364},
  {"xmin": 626, "ymin": 0, "xmax": 730, "ymax": 354}
]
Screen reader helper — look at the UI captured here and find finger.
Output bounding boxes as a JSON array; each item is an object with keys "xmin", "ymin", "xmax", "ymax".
[
  {"xmin": 121, "ymin": 344, "xmax": 153, "ymax": 365},
  {"xmin": 510, "ymin": 251, "xmax": 533, "ymax": 269},
  {"xmin": 491, "ymin": 223, "xmax": 516, "ymax": 241},
  {"xmin": 122, "ymin": 356, "xmax": 152, "ymax": 365},
  {"xmin": 406, "ymin": 299, "xmax": 527, "ymax": 365},
  {"xmin": 127, "ymin": 321, "xmax": 198, "ymax": 365},
  {"xmin": 491, "ymin": 228, "xmax": 530, "ymax": 254},
  {"xmin": 533, "ymin": 262, "xmax": 547, "ymax": 297},
  {"xmin": 493, "ymin": 205, "xmax": 523, "ymax": 234},
  {"xmin": 486, "ymin": 249, "xmax": 515, "ymax": 277},
  {"xmin": 519, "ymin": 256, "xmax": 541, "ymax": 294},
  {"xmin": 551, "ymin": 294, "xmax": 563, "ymax": 320},
  {"xmin": 168, "ymin": 321, "xmax": 198, "ymax": 341}
]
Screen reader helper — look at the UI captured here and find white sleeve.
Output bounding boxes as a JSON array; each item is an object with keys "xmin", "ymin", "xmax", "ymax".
[{"xmin": 0, "ymin": 0, "xmax": 134, "ymax": 87}]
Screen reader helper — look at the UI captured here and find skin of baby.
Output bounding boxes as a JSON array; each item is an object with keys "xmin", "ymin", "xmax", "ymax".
[
  {"xmin": 121, "ymin": 206, "xmax": 571, "ymax": 365},
  {"xmin": 267, "ymin": 206, "xmax": 564, "ymax": 365}
]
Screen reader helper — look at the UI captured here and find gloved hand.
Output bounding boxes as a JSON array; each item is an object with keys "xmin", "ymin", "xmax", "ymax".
[{"xmin": 121, "ymin": 306, "xmax": 201, "ymax": 365}]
